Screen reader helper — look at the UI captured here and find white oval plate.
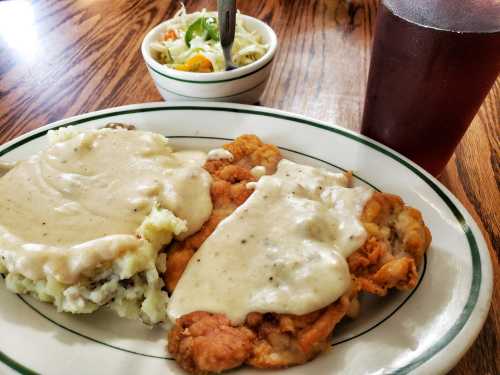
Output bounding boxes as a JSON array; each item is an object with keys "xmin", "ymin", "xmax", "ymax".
[{"xmin": 0, "ymin": 103, "xmax": 492, "ymax": 375}]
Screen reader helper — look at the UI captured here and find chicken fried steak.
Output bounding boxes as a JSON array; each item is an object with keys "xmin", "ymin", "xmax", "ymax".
[{"xmin": 165, "ymin": 135, "xmax": 431, "ymax": 374}]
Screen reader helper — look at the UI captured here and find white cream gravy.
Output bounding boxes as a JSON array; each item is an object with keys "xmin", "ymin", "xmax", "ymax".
[
  {"xmin": 168, "ymin": 159, "xmax": 373, "ymax": 324},
  {"xmin": 207, "ymin": 148, "xmax": 233, "ymax": 161},
  {"xmin": 0, "ymin": 128, "xmax": 212, "ymax": 283},
  {"xmin": 250, "ymin": 165, "xmax": 266, "ymax": 178}
]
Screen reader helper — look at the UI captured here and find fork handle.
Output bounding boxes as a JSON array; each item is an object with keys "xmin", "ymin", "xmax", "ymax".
[{"xmin": 218, "ymin": 0, "xmax": 236, "ymax": 48}]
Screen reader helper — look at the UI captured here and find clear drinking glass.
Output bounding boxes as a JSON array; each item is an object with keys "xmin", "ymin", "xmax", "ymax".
[{"xmin": 361, "ymin": 0, "xmax": 500, "ymax": 176}]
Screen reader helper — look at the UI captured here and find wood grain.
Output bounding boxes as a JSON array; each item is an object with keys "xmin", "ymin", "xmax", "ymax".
[{"xmin": 0, "ymin": 1, "xmax": 498, "ymax": 374}]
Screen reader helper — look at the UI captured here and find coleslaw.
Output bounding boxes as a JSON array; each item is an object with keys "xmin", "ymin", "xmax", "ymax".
[{"xmin": 150, "ymin": 5, "xmax": 268, "ymax": 73}]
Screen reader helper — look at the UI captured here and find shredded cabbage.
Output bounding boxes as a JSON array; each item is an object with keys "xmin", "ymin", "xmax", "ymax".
[{"xmin": 150, "ymin": 5, "xmax": 268, "ymax": 72}]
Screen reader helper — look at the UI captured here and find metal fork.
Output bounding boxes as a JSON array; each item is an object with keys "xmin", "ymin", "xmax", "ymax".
[{"xmin": 218, "ymin": 0, "xmax": 237, "ymax": 71}]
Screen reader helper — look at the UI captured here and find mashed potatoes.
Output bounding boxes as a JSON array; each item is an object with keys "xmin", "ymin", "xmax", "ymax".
[
  {"xmin": 2, "ymin": 206, "xmax": 182, "ymax": 322},
  {"xmin": 0, "ymin": 127, "xmax": 212, "ymax": 324}
]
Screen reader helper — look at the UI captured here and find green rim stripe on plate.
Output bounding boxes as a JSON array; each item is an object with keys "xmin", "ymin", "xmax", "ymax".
[
  {"xmin": 392, "ymin": 227, "xmax": 481, "ymax": 374},
  {"xmin": 0, "ymin": 105, "xmax": 482, "ymax": 375},
  {"xmin": 333, "ymin": 254, "xmax": 427, "ymax": 347},
  {"xmin": 0, "ymin": 351, "xmax": 40, "ymax": 375},
  {"xmin": 154, "ymin": 78, "xmax": 267, "ymax": 99},
  {"xmin": 16, "ymin": 295, "xmax": 172, "ymax": 360},
  {"xmin": 146, "ymin": 57, "xmax": 273, "ymax": 84}
]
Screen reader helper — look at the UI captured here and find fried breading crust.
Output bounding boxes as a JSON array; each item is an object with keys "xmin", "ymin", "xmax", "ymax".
[
  {"xmin": 168, "ymin": 312, "xmax": 256, "ymax": 374},
  {"xmin": 348, "ymin": 192, "xmax": 432, "ymax": 296},
  {"xmin": 246, "ymin": 283, "xmax": 358, "ymax": 369},
  {"xmin": 166, "ymin": 136, "xmax": 432, "ymax": 374},
  {"xmin": 168, "ymin": 282, "xmax": 359, "ymax": 374}
]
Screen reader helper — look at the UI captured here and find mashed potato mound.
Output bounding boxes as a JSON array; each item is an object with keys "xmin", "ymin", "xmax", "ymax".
[
  {"xmin": 1, "ymin": 205, "xmax": 185, "ymax": 324},
  {"xmin": 0, "ymin": 126, "xmax": 213, "ymax": 325}
]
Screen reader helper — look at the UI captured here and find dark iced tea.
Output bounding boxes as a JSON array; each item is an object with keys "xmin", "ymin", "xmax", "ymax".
[{"xmin": 361, "ymin": 0, "xmax": 500, "ymax": 176}]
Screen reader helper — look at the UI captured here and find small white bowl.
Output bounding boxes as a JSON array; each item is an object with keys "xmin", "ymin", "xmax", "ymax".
[{"xmin": 141, "ymin": 14, "xmax": 278, "ymax": 104}]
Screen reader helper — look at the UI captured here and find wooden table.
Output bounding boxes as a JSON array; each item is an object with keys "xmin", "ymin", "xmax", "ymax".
[{"xmin": 0, "ymin": 1, "xmax": 498, "ymax": 374}]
